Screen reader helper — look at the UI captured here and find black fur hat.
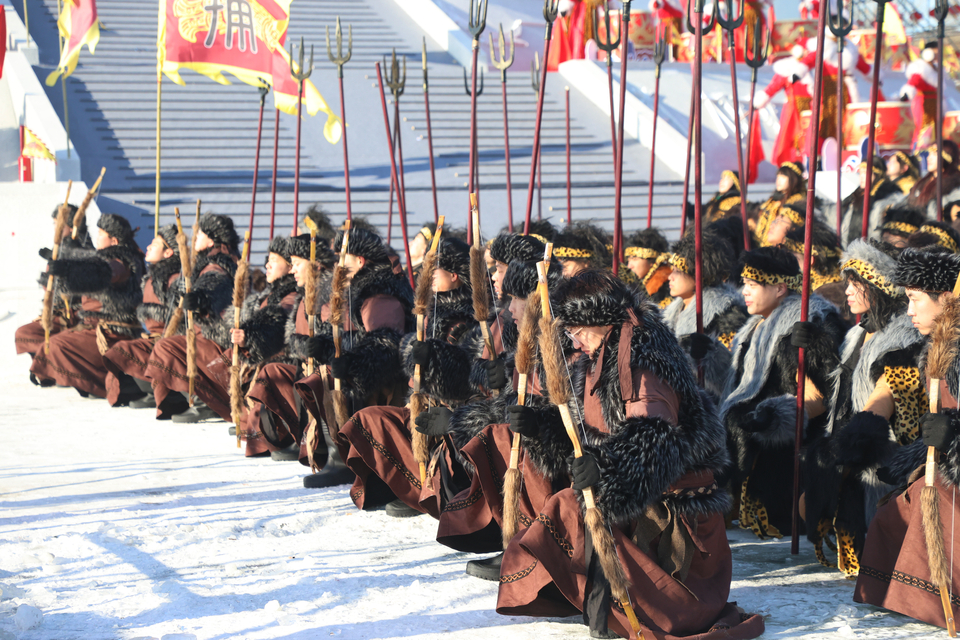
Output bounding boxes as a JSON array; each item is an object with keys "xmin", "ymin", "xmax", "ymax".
[
  {"xmin": 158, "ymin": 224, "xmax": 179, "ymax": 253},
  {"xmin": 553, "ymin": 222, "xmax": 611, "ymax": 268},
  {"xmin": 97, "ymin": 213, "xmax": 135, "ymax": 246},
  {"xmin": 670, "ymin": 228, "xmax": 735, "ymax": 287},
  {"xmin": 525, "ymin": 220, "xmax": 558, "ymax": 243},
  {"xmin": 502, "ymin": 259, "xmax": 562, "ymax": 299},
  {"xmin": 348, "ymin": 216, "xmax": 379, "ymax": 235},
  {"xmin": 784, "ymin": 216, "xmax": 842, "ymax": 273},
  {"xmin": 51, "ymin": 203, "xmax": 78, "ymax": 220},
  {"xmin": 489, "ymin": 233, "xmax": 547, "ymax": 265},
  {"xmin": 334, "ymin": 226, "xmax": 389, "ymax": 265},
  {"xmin": 550, "ymin": 269, "xmax": 638, "ymax": 327},
  {"xmin": 268, "ymin": 235, "xmax": 292, "ymax": 262},
  {"xmin": 739, "ymin": 246, "xmax": 802, "ymax": 291},
  {"xmin": 199, "ymin": 213, "xmax": 240, "ymax": 254},
  {"xmin": 894, "ymin": 247, "xmax": 960, "ymax": 292},
  {"xmin": 907, "ymin": 220, "xmax": 960, "ymax": 253},
  {"xmin": 304, "ymin": 205, "xmax": 336, "ymax": 241},
  {"xmin": 879, "ymin": 204, "xmax": 926, "ymax": 240},
  {"xmin": 436, "ymin": 236, "xmax": 471, "ymax": 284},
  {"xmin": 706, "ymin": 216, "xmax": 746, "ymax": 261},
  {"xmin": 624, "ymin": 227, "xmax": 670, "ymax": 257}
]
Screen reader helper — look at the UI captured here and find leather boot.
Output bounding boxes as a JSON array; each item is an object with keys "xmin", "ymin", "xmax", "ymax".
[{"xmin": 303, "ymin": 419, "xmax": 354, "ymax": 488}]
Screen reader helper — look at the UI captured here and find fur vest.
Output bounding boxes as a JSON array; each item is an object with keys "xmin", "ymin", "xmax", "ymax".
[
  {"xmin": 55, "ymin": 244, "xmax": 145, "ymax": 338},
  {"xmin": 906, "ymin": 171, "xmax": 960, "ymax": 219},
  {"xmin": 237, "ymin": 273, "xmax": 299, "ymax": 366},
  {"xmin": 840, "ymin": 179, "xmax": 905, "ymax": 248},
  {"xmin": 523, "ymin": 302, "xmax": 731, "ymax": 524},
  {"xmin": 172, "ymin": 248, "xmax": 238, "ymax": 349},
  {"xmin": 399, "ymin": 285, "xmax": 481, "ymax": 405},
  {"xmin": 663, "ymin": 285, "xmax": 748, "ymax": 399},
  {"xmin": 138, "ymin": 256, "xmax": 182, "ymax": 331}
]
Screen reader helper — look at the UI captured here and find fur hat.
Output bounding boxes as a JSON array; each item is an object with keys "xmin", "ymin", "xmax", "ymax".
[
  {"xmin": 489, "ymin": 233, "xmax": 547, "ymax": 265},
  {"xmin": 158, "ymin": 224, "xmax": 179, "ymax": 253},
  {"xmin": 739, "ymin": 246, "xmax": 802, "ymax": 292},
  {"xmin": 928, "ymin": 140, "xmax": 959, "ymax": 172},
  {"xmin": 347, "ymin": 216, "xmax": 379, "ymax": 236},
  {"xmin": 879, "ymin": 204, "xmax": 926, "ymax": 240},
  {"xmin": 416, "ymin": 223, "xmax": 438, "ymax": 247},
  {"xmin": 891, "ymin": 151, "xmax": 921, "ymax": 178},
  {"xmin": 268, "ymin": 236, "xmax": 292, "ymax": 262},
  {"xmin": 286, "ymin": 234, "xmax": 314, "ymax": 260},
  {"xmin": 199, "ymin": 213, "xmax": 240, "ymax": 254},
  {"xmin": 894, "ymin": 247, "xmax": 960, "ymax": 292},
  {"xmin": 669, "ymin": 228, "xmax": 735, "ymax": 287},
  {"xmin": 784, "ymin": 216, "xmax": 842, "ymax": 272},
  {"xmin": 553, "ymin": 222, "xmax": 611, "ymax": 268},
  {"xmin": 841, "ymin": 239, "xmax": 903, "ymax": 298},
  {"xmin": 334, "ymin": 226, "xmax": 389, "ymax": 265},
  {"xmin": 502, "ymin": 259, "xmax": 562, "ymax": 299},
  {"xmin": 97, "ymin": 213, "xmax": 135, "ymax": 246},
  {"xmin": 51, "ymin": 203, "xmax": 79, "ymax": 221},
  {"xmin": 908, "ymin": 220, "xmax": 960, "ymax": 253},
  {"xmin": 304, "ymin": 205, "xmax": 336, "ymax": 241},
  {"xmin": 525, "ymin": 220, "xmax": 558, "ymax": 243},
  {"xmin": 623, "ymin": 227, "xmax": 669, "ymax": 260},
  {"xmin": 435, "ymin": 236, "xmax": 472, "ymax": 284},
  {"xmin": 550, "ymin": 269, "xmax": 637, "ymax": 327},
  {"xmin": 706, "ymin": 215, "xmax": 747, "ymax": 260}
]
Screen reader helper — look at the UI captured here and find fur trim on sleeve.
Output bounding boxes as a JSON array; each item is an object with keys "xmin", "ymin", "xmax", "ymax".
[
  {"xmin": 519, "ymin": 394, "xmax": 575, "ymax": 482},
  {"xmin": 882, "ymin": 439, "xmax": 926, "ymax": 487},
  {"xmin": 400, "ymin": 335, "xmax": 476, "ymax": 404},
  {"xmin": 834, "ymin": 411, "xmax": 896, "ymax": 473},
  {"xmin": 750, "ymin": 394, "xmax": 806, "ymax": 446},
  {"xmin": 239, "ymin": 305, "xmax": 291, "ymax": 365},
  {"xmin": 339, "ymin": 328, "xmax": 404, "ymax": 405},
  {"xmin": 55, "ymin": 257, "xmax": 113, "ymax": 294}
]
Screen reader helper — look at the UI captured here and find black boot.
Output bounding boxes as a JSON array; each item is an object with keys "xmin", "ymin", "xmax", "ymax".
[
  {"xmin": 384, "ymin": 499, "xmax": 423, "ymax": 518},
  {"xmin": 115, "ymin": 374, "xmax": 147, "ymax": 406},
  {"xmin": 465, "ymin": 552, "xmax": 503, "ymax": 581},
  {"xmin": 29, "ymin": 373, "xmax": 55, "ymax": 388},
  {"xmin": 129, "ymin": 378, "xmax": 156, "ymax": 408},
  {"xmin": 270, "ymin": 442, "xmax": 301, "ymax": 461},
  {"xmin": 302, "ymin": 419, "xmax": 355, "ymax": 488},
  {"xmin": 171, "ymin": 399, "xmax": 220, "ymax": 423}
]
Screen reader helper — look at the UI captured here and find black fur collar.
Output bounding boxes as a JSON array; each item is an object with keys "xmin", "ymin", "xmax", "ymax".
[
  {"xmin": 147, "ymin": 256, "xmax": 182, "ymax": 299},
  {"xmin": 98, "ymin": 244, "xmax": 145, "ymax": 283},
  {"xmin": 348, "ymin": 262, "xmax": 414, "ymax": 332},
  {"xmin": 266, "ymin": 274, "xmax": 298, "ymax": 306},
  {"xmin": 193, "ymin": 248, "xmax": 237, "ymax": 280}
]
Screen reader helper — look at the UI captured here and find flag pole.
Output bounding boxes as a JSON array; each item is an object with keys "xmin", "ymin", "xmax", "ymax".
[
  {"xmin": 56, "ymin": 0, "xmax": 70, "ymax": 159},
  {"xmin": 269, "ymin": 107, "xmax": 279, "ymax": 238},
  {"xmin": 154, "ymin": 70, "xmax": 162, "ymax": 236},
  {"xmin": 23, "ymin": 0, "xmax": 30, "ymax": 46}
]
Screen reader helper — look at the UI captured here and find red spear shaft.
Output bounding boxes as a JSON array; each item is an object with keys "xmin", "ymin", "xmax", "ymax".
[
  {"xmin": 269, "ymin": 108, "xmax": 280, "ymax": 238},
  {"xmin": 248, "ymin": 86, "xmax": 267, "ymax": 238},
  {"xmin": 861, "ymin": 0, "xmax": 887, "ymax": 238},
  {"xmin": 566, "ymin": 86, "xmax": 571, "ymax": 224},
  {"xmin": 612, "ymin": 0, "xmax": 632, "ymax": 275},
  {"xmin": 647, "ymin": 30, "xmax": 665, "ymax": 229},
  {"xmin": 693, "ymin": 0, "xmax": 704, "ymax": 339},
  {"xmin": 794, "ymin": 5, "xmax": 829, "ymax": 556},
  {"xmin": 681, "ymin": 87, "xmax": 694, "ymax": 236},
  {"xmin": 422, "ymin": 38, "xmax": 439, "ymax": 223},
  {"xmin": 376, "ymin": 62, "xmax": 415, "ymax": 289}
]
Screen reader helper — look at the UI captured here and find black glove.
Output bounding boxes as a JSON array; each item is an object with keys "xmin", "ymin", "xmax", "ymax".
[
  {"xmin": 414, "ymin": 406, "xmax": 454, "ymax": 436},
  {"xmin": 921, "ymin": 412, "xmax": 959, "ymax": 452},
  {"xmin": 181, "ymin": 290, "xmax": 207, "ymax": 314},
  {"xmin": 39, "ymin": 247, "xmax": 53, "ymax": 261},
  {"xmin": 508, "ymin": 404, "xmax": 540, "ymax": 437},
  {"xmin": 485, "ymin": 357, "xmax": 507, "ymax": 390},
  {"xmin": 834, "ymin": 412, "xmax": 890, "ymax": 469},
  {"xmin": 330, "ymin": 355, "xmax": 352, "ymax": 381},
  {"xmin": 875, "ymin": 465, "xmax": 899, "ymax": 486},
  {"xmin": 742, "ymin": 403, "xmax": 778, "ymax": 433},
  {"xmin": 571, "ymin": 453, "xmax": 601, "ymax": 490},
  {"xmin": 47, "ymin": 260, "xmax": 69, "ymax": 277},
  {"xmin": 410, "ymin": 340, "xmax": 432, "ymax": 367},
  {"xmin": 686, "ymin": 332, "xmax": 714, "ymax": 361},
  {"xmin": 791, "ymin": 321, "xmax": 816, "ymax": 349}
]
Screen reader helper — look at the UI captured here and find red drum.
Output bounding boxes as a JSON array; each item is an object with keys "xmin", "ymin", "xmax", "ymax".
[{"xmin": 843, "ymin": 102, "xmax": 913, "ymax": 151}]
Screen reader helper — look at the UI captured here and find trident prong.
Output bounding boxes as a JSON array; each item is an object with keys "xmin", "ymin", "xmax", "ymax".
[
  {"xmin": 715, "ymin": 0, "xmax": 744, "ymax": 33},
  {"xmin": 289, "ymin": 37, "xmax": 314, "ymax": 82},
  {"xmin": 325, "ymin": 17, "xmax": 352, "ymax": 80},
  {"xmin": 531, "ymin": 51, "xmax": 540, "ymax": 94},
  {"xmin": 489, "ymin": 24, "xmax": 515, "ymax": 83},
  {"xmin": 595, "ymin": 1, "xmax": 621, "ymax": 67},
  {"xmin": 384, "ymin": 49, "xmax": 406, "ymax": 100},
  {"xmin": 934, "ymin": 0, "xmax": 947, "ymax": 38},
  {"xmin": 687, "ymin": 0, "xmax": 718, "ymax": 33},
  {"xmin": 653, "ymin": 28, "xmax": 666, "ymax": 76},
  {"xmin": 543, "ymin": 0, "xmax": 559, "ymax": 25},
  {"xmin": 744, "ymin": 16, "xmax": 769, "ymax": 82},
  {"xmin": 827, "ymin": 0, "xmax": 853, "ymax": 42},
  {"xmin": 463, "ymin": 63, "xmax": 485, "ymax": 96},
  {"xmin": 422, "ymin": 37, "xmax": 430, "ymax": 92},
  {"xmin": 468, "ymin": 0, "xmax": 489, "ymax": 41}
]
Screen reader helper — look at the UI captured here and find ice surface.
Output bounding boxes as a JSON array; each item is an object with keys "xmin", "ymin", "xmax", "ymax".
[
  {"xmin": 13, "ymin": 605, "xmax": 42, "ymax": 631},
  {"xmin": 0, "ymin": 250, "xmax": 944, "ymax": 639}
]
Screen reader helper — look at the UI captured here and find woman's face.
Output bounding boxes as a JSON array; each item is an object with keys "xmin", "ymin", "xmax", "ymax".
[
  {"xmin": 845, "ymin": 279, "xmax": 870, "ymax": 316},
  {"xmin": 668, "ymin": 269, "xmax": 695, "ymax": 299},
  {"xmin": 775, "ymin": 172, "xmax": 790, "ymax": 193},
  {"xmin": 886, "ymin": 155, "xmax": 903, "ymax": 179}
]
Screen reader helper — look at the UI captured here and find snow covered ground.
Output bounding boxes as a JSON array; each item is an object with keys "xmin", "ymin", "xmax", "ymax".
[{"xmin": 0, "ymin": 269, "xmax": 942, "ymax": 639}]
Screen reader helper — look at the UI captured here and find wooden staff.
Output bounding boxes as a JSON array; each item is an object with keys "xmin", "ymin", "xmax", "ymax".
[
  {"xmin": 303, "ymin": 218, "xmax": 320, "ymax": 377},
  {"xmin": 923, "ymin": 273, "xmax": 960, "ymax": 637},
  {"xmin": 470, "ymin": 194, "xmax": 497, "ymax": 381},
  {"xmin": 230, "ymin": 232, "xmax": 252, "ymax": 448},
  {"xmin": 537, "ymin": 262, "xmax": 644, "ymax": 638},
  {"xmin": 71, "ymin": 167, "xmax": 106, "ymax": 241},
  {"xmin": 167, "ymin": 208, "xmax": 195, "ymax": 404},
  {"xmin": 502, "ymin": 243, "xmax": 552, "ymax": 548},
  {"xmin": 793, "ymin": 5, "xmax": 829, "ymax": 555},
  {"xmin": 410, "ymin": 216, "xmax": 446, "ymax": 485},
  {"xmin": 329, "ymin": 221, "xmax": 353, "ymax": 430},
  {"xmin": 41, "ymin": 181, "xmax": 73, "ymax": 353}
]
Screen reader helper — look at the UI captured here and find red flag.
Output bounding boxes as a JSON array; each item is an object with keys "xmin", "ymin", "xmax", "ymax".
[
  {"xmin": 158, "ymin": 0, "xmax": 341, "ymax": 143},
  {"xmin": 748, "ymin": 109, "xmax": 764, "ymax": 184},
  {"xmin": 45, "ymin": 0, "xmax": 99, "ymax": 86}
]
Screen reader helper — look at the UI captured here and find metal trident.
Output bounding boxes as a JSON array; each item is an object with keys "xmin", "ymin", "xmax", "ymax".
[
  {"xmin": 595, "ymin": 1, "xmax": 621, "ymax": 61},
  {"xmin": 744, "ymin": 16, "xmax": 769, "ymax": 80},
  {"xmin": 686, "ymin": 0, "xmax": 718, "ymax": 35},
  {"xmin": 489, "ymin": 23, "xmax": 515, "ymax": 82},
  {"xmin": 715, "ymin": 0, "xmax": 744, "ymax": 34},
  {"xmin": 543, "ymin": 0, "xmax": 559, "ymax": 33},
  {"xmin": 463, "ymin": 64, "xmax": 485, "ymax": 96},
  {"xmin": 469, "ymin": 0, "xmax": 489, "ymax": 42},
  {"xmin": 935, "ymin": 0, "xmax": 948, "ymax": 37},
  {"xmin": 828, "ymin": 0, "xmax": 853, "ymax": 236},
  {"xmin": 531, "ymin": 51, "xmax": 540, "ymax": 94},
  {"xmin": 827, "ymin": 0, "xmax": 853, "ymax": 41},
  {"xmin": 325, "ymin": 16, "xmax": 352, "ymax": 79},
  {"xmin": 384, "ymin": 49, "xmax": 406, "ymax": 100},
  {"xmin": 289, "ymin": 37, "xmax": 314, "ymax": 83}
]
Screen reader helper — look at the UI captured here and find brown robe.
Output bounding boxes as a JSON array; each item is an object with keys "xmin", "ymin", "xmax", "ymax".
[
  {"xmin": 15, "ymin": 318, "xmax": 72, "ymax": 357},
  {"xmin": 854, "ymin": 379, "xmax": 960, "ymax": 629},
  {"xmin": 496, "ymin": 329, "xmax": 765, "ymax": 640}
]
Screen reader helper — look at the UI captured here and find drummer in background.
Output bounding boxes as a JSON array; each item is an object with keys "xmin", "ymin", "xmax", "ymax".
[
  {"xmin": 886, "ymin": 151, "xmax": 921, "ymax": 195},
  {"xmin": 899, "ymin": 42, "xmax": 939, "ymax": 150},
  {"xmin": 906, "ymin": 140, "xmax": 960, "ymax": 219}
]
